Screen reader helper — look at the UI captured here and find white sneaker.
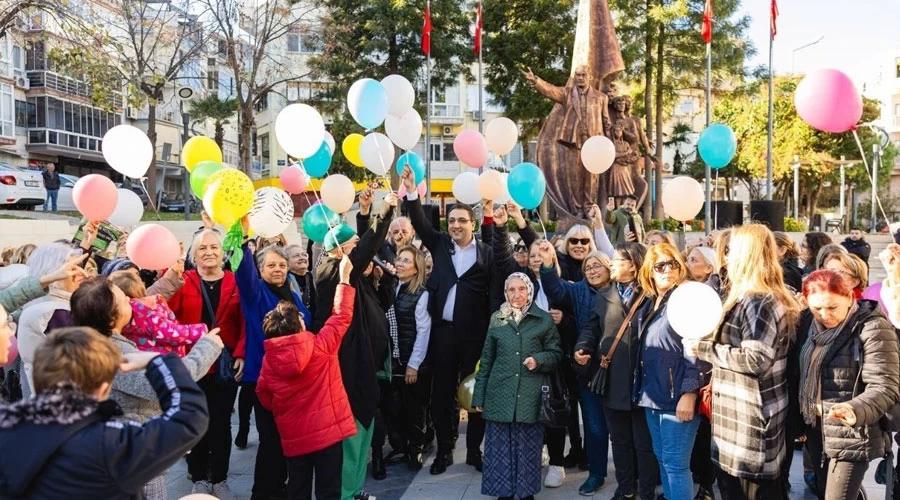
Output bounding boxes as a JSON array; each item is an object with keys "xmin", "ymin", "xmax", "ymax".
[
  {"xmin": 211, "ymin": 481, "xmax": 235, "ymax": 500},
  {"xmin": 541, "ymin": 445, "xmax": 550, "ymax": 467},
  {"xmin": 191, "ymin": 480, "xmax": 212, "ymax": 494},
  {"xmin": 544, "ymin": 465, "xmax": 566, "ymax": 488}
]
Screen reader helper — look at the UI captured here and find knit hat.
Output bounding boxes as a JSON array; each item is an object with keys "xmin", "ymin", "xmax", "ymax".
[
  {"xmin": 101, "ymin": 258, "xmax": 138, "ymax": 276},
  {"xmin": 692, "ymin": 247, "xmax": 719, "ymax": 271},
  {"xmin": 324, "ymin": 223, "xmax": 357, "ymax": 252}
]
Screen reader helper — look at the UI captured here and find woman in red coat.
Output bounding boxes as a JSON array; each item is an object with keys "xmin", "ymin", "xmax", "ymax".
[
  {"xmin": 169, "ymin": 229, "xmax": 247, "ymax": 497},
  {"xmin": 256, "ymin": 256, "xmax": 357, "ymax": 500}
]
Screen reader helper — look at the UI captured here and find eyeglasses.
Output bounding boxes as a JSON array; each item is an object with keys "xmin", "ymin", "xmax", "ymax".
[
  {"xmin": 653, "ymin": 260, "xmax": 680, "ymax": 273},
  {"xmin": 514, "ymin": 245, "xmax": 528, "ymax": 252},
  {"xmin": 568, "ymin": 238, "xmax": 591, "ymax": 246},
  {"xmin": 448, "ymin": 218, "xmax": 471, "ymax": 225},
  {"xmin": 584, "ymin": 264, "xmax": 607, "ymax": 273}
]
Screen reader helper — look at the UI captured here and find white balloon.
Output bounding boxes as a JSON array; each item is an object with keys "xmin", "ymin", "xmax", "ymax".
[
  {"xmin": 359, "ymin": 133, "xmax": 395, "ymax": 176},
  {"xmin": 662, "ymin": 176, "xmax": 705, "ymax": 221},
  {"xmin": 321, "ymin": 174, "xmax": 355, "ymax": 214},
  {"xmin": 107, "ymin": 189, "xmax": 145, "ymax": 228},
  {"xmin": 178, "ymin": 495, "xmax": 218, "ymax": 500},
  {"xmin": 485, "ymin": 117, "xmax": 518, "ymax": 156},
  {"xmin": 249, "ymin": 187, "xmax": 295, "ymax": 238},
  {"xmin": 385, "ymin": 109, "xmax": 423, "ymax": 151},
  {"xmin": 324, "ymin": 131, "xmax": 336, "ymax": 156},
  {"xmin": 477, "ymin": 169, "xmax": 506, "ymax": 201},
  {"xmin": 452, "ymin": 172, "xmax": 481, "ymax": 204},
  {"xmin": 275, "ymin": 104, "xmax": 325, "ymax": 159},
  {"xmin": 581, "ymin": 135, "xmax": 616, "ymax": 174},
  {"xmin": 381, "ymin": 74, "xmax": 415, "ymax": 117},
  {"xmin": 494, "ymin": 173, "xmax": 511, "ymax": 205},
  {"xmin": 102, "ymin": 125, "xmax": 153, "ymax": 179},
  {"xmin": 668, "ymin": 282, "xmax": 724, "ymax": 340}
]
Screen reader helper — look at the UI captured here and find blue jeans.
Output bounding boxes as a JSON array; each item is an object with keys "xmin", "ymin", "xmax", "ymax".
[
  {"xmin": 578, "ymin": 386, "xmax": 609, "ymax": 479},
  {"xmin": 644, "ymin": 408, "xmax": 700, "ymax": 500},
  {"xmin": 44, "ymin": 189, "xmax": 58, "ymax": 211}
]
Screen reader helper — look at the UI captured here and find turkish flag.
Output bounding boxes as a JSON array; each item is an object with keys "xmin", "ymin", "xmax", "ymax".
[
  {"xmin": 422, "ymin": 4, "xmax": 432, "ymax": 56},
  {"xmin": 701, "ymin": 0, "xmax": 712, "ymax": 44},
  {"xmin": 770, "ymin": 0, "xmax": 779, "ymax": 39},
  {"xmin": 473, "ymin": 2, "xmax": 482, "ymax": 55}
]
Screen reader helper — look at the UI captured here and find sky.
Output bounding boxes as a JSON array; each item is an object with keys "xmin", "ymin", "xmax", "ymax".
[{"xmin": 741, "ymin": 0, "xmax": 900, "ymax": 86}]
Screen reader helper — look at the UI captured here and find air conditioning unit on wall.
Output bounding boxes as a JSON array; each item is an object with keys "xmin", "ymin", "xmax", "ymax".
[
  {"xmin": 15, "ymin": 76, "xmax": 29, "ymax": 90},
  {"xmin": 442, "ymin": 126, "xmax": 454, "ymax": 136}
]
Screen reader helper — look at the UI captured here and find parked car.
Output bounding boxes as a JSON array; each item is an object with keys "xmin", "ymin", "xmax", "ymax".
[
  {"xmin": 159, "ymin": 192, "xmax": 200, "ymax": 212},
  {"xmin": 0, "ymin": 164, "xmax": 47, "ymax": 210}
]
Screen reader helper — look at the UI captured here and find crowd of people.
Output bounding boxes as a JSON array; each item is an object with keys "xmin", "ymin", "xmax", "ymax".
[{"xmin": 0, "ymin": 165, "xmax": 900, "ymax": 500}]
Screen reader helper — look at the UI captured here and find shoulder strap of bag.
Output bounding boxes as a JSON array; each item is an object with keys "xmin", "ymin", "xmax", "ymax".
[
  {"xmin": 197, "ymin": 275, "xmax": 219, "ymax": 329},
  {"xmin": 599, "ymin": 292, "xmax": 646, "ymax": 369}
]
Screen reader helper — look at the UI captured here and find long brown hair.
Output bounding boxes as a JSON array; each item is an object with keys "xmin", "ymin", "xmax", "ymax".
[{"xmin": 397, "ymin": 245, "xmax": 426, "ymax": 294}]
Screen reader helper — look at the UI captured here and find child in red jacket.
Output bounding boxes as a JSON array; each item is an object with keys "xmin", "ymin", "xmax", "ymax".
[{"xmin": 256, "ymin": 256, "xmax": 356, "ymax": 500}]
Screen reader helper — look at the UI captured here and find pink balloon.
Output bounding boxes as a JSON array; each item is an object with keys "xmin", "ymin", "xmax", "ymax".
[
  {"xmin": 280, "ymin": 165, "xmax": 307, "ymax": 194},
  {"xmin": 397, "ymin": 182, "xmax": 426, "ymax": 198},
  {"xmin": 1, "ymin": 335, "xmax": 17, "ymax": 368},
  {"xmin": 794, "ymin": 69, "xmax": 863, "ymax": 133},
  {"xmin": 417, "ymin": 181, "xmax": 426, "ymax": 197},
  {"xmin": 397, "ymin": 183, "xmax": 409, "ymax": 198},
  {"xmin": 126, "ymin": 224, "xmax": 181, "ymax": 271},
  {"xmin": 453, "ymin": 130, "xmax": 489, "ymax": 168},
  {"xmin": 73, "ymin": 174, "xmax": 118, "ymax": 221}
]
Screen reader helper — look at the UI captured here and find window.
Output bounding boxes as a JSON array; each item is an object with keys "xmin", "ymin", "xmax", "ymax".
[
  {"xmin": 207, "ymin": 70, "xmax": 218, "ymax": 92},
  {"xmin": 15, "ymin": 99, "xmax": 33, "ymax": 128},
  {"xmin": 255, "ymin": 92, "xmax": 268, "ymax": 112},
  {"xmin": 441, "ymin": 143, "xmax": 458, "ymax": 162},
  {"xmin": 0, "ymin": 38, "xmax": 10, "ymax": 78},
  {"xmin": 0, "ymin": 84, "xmax": 13, "ymax": 138},
  {"xmin": 260, "ymin": 133, "xmax": 270, "ymax": 165},
  {"xmin": 12, "ymin": 45, "xmax": 23, "ymax": 78},
  {"xmin": 300, "ymin": 30, "xmax": 323, "ymax": 54},
  {"xmin": 286, "ymin": 33, "xmax": 300, "ymax": 53}
]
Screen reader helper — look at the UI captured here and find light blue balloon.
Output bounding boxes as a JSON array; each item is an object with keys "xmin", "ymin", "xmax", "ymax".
[
  {"xmin": 303, "ymin": 141, "xmax": 333, "ymax": 178},
  {"xmin": 347, "ymin": 79, "xmax": 389, "ymax": 130},
  {"xmin": 395, "ymin": 152, "xmax": 425, "ymax": 185},
  {"xmin": 302, "ymin": 202, "xmax": 341, "ymax": 243},
  {"xmin": 507, "ymin": 162, "xmax": 546, "ymax": 210},
  {"xmin": 697, "ymin": 123, "xmax": 737, "ymax": 170}
]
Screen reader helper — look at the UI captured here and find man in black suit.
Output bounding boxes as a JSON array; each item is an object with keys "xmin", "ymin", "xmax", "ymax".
[{"xmin": 401, "ymin": 166, "xmax": 494, "ymax": 475}]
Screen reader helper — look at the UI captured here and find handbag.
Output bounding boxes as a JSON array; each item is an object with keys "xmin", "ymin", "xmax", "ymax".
[
  {"xmin": 699, "ymin": 381, "xmax": 712, "ymax": 420},
  {"xmin": 539, "ymin": 368, "xmax": 571, "ymax": 428},
  {"xmin": 199, "ymin": 277, "xmax": 238, "ymax": 386},
  {"xmin": 589, "ymin": 292, "xmax": 646, "ymax": 396}
]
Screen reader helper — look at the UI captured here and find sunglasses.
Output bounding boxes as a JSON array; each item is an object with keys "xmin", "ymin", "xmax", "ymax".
[
  {"xmin": 568, "ymin": 238, "xmax": 591, "ymax": 246},
  {"xmin": 514, "ymin": 245, "xmax": 528, "ymax": 252},
  {"xmin": 653, "ymin": 260, "xmax": 680, "ymax": 273}
]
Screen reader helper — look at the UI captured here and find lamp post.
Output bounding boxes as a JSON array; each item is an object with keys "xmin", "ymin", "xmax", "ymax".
[{"xmin": 792, "ymin": 36, "xmax": 824, "ymax": 74}]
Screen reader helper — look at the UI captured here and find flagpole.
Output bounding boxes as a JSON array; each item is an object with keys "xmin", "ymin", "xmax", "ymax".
[
  {"xmin": 765, "ymin": 19, "xmax": 774, "ymax": 200},
  {"xmin": 704, "ymin": 41, "xmax": 712, "ymax": 235},
  {"xmin": 477, "ymin": 0, "xmax": 484, "ymax": 174},
  {"xmin": 425, "ymin": 0, "xmax": 432, "ymax": 203}
]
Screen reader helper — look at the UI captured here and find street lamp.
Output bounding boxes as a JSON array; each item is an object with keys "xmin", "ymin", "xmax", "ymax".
[{"xmin": 792, "ymin": 36, "xmax": 825, "ymax": 74}]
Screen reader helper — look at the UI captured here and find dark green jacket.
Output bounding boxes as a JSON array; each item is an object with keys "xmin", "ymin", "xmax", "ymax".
[{"xmin": 472, "ymin": 306, "xmax": 562, "ymax": 424}]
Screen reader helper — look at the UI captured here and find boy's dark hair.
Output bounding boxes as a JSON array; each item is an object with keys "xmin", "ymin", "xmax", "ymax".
[
  {"xmin": 70, "ymin": 277, "xmax": 119, "ymax": 336},
  {"xmin": 447, "ymin": 203, "xmax": 475, "ymax": 223},
  {"xmin": 263, "ymin": 301, "xmax": 303, "ymax": 339},
  {"xmin": 33, "ymin": 327, "xmax": 120, "ymax": 394}
]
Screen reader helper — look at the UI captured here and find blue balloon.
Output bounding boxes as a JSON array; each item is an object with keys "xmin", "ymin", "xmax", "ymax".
[
  {"xmin": 301, "ymin": 202, "xmax": 341, "ymax": 243},
  {"xmin": 303, "ymin": 141, "xmax": 333, "ymax": 178},
  {"xmin": 395, "ymin": 152, "xmax": 425, "ymax": 185},
  {"xmin": 507, "ymin": 162, "xmax": 546, "ymax": 210},
  {"xmin": 697, "ymin": 123, "xmax": 737, "ymax": 170},
  {"xmin": 347, "ymin": 79, "xmax": 389, "ymax": 130}
]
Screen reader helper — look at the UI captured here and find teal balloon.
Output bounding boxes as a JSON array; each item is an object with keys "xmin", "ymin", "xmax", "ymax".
[
  {"xmin": 303, "ymin": 141, "xmax": 333, "ymax": 178},
  {"xmin": 190, "ymin": 160, "xmax": 224, "ymax": 198},
  {"xmin": 302, "ymin": 202, "xmax": 341, "ymax": 243},
  {"xmin": 697, "ymin": 124, "xmax": 737, "ymax": 170},
  {"xmin": 395, "ymin": 152, "xmax": 425, "ymax": 185},
  {"xmin": 507, "ymin": 162, "xmax": 546, "ymax": 210}
]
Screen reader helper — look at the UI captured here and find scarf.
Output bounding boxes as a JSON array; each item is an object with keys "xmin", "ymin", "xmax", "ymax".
[
  {"xmin": 499, "ymin": 272, "xmax": 535, "ymax": 324},
  {"xmin": 266, "ymin": 281, "xmax": 295, "ymax": 303},
  {"xmin": 799, "ymin": 301, "xmax": 859, "ymax": 426},
  {"xmin": 616, "ymin": 281, "xmax": 636, "ymax": 304}
]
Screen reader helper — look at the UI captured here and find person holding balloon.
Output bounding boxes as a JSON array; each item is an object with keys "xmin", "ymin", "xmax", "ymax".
[
  {"xmin": 312, "ymin": 190, "xmax": 398, "ymax": 500},
  {"xmin": 401, "ymin": 165, "xmax": 497, "ymax": 475},
  {"xmin": 234, "ymin": 216, "xmax": 312, "ymax": 500},
  {"xmin": 684, "ymin": 224, "xmax": 801, "ymax": 498}
]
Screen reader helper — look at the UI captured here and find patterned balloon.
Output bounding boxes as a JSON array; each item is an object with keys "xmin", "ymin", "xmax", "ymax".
[
  {"xmin": 202, "ymin": 168, "xmax": 254, "ymax": 227},
  {"xmin": 249, "ymin": 187, "xmax": 295, "ymax": 238}
]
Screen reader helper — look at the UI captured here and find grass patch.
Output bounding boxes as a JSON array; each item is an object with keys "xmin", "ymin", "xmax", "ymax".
[{"xmin": 0, "ymin": 210, "xmax": 200, "ymax": 222}]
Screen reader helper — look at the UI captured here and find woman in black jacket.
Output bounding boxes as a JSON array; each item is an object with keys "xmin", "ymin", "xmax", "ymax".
[{"xmin": 798, "ymin": 269, "xmax": 900, "ymax": 500}]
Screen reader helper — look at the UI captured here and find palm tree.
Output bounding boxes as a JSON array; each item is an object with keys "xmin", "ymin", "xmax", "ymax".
[
  {"xmin": 188, "ymin": 95, "xmax": 238, "ymax": 148},
  {"xmin": 664, "ymin": 122, "xmax": 694, "ymax": 175}
]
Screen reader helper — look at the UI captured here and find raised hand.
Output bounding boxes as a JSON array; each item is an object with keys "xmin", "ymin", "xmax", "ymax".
[
  {"xmin": 40, "ymin": 253, "xmax": 89, "ymax": 288},
  {"xmin": 519, "ymin": 67, "xmax": 536, "ymax": 85},
  {"xmin": 339, "ymin": 255, "xmax": 353, "ymax": 284},
  {"xmin": 506, "ymin": 201, "xmax": 526, "ymax": 227},
  {"xmin": 383, "ymin": 192, "xmax": 399, "ymax": 208},
  {"xmin": 400, "ymin": 165, "xmax": 416, "ymax": 195},
  {"xmin": 493, "ymin": 205, "xmax": 509, "ymax": 226},
  {"xmin": 538, "ymin": 240, "xmax": 555, "ymax": 266},
  {"xmin": 587, "ymin": 204, "xmax": 604, "ymax": 230},
  {"xmin": 359, "ymin": 188, "xmax": 374, "ymax": 215}
]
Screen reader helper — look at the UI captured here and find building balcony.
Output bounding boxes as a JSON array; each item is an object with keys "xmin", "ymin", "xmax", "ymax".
[
  {"xmin": 26, "ymin": 127, "xmax": 104, "ymax": 161},
  {"xmin": 26, "ymin": 70, "xmax": 123, "ymax": 109},
  {"xmin": 428, "ymin": 103, "xmax": 464, "ymax": 125}
]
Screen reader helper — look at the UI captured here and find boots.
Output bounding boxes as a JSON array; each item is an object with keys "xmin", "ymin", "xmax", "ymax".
[{"xmin": 371, "ymin": 446, "xmax": 387, "ymax": 480}]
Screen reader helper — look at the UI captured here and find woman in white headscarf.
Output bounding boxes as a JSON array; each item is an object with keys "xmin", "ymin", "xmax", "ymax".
[{"xmin": 472, "ymin": 272, "xmax": 562, "ymax": 500}]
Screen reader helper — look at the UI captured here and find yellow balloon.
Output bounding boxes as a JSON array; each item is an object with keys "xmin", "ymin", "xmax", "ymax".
[
  {"xmin": 202, "ymin": 169, "xmax": 254, "ymax": 227},
  {"xmin": 456, "ymin": 362, "xmax": 480, "ymax": 412},
  {"xmin": 183, "ymin": 136, "xmax": 223, "ymax": 172},
  {"xmin": 342, "ymin": 134, "xmax": 365, "ymax": 167}
]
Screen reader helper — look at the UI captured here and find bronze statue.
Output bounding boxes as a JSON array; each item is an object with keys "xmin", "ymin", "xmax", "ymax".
[
  {"xmin": 608, "ymin": 119, "xmax": 639, "ymax": 200},
  {"xmin": 614, "ymin": 95, "xmax": 654, "ymax": 208},
  {"xmin": 526, "ymin": 0, "xmax": 626, "ymax": 221}
]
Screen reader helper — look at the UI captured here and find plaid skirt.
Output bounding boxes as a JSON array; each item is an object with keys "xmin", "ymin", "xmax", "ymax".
[{"xmin": 482, "ymin": 421, "xmax": 544, "ymax": 498}]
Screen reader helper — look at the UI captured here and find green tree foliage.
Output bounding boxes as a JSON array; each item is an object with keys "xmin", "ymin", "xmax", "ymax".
[{"xmin": 188, "ymin": 95, "xmax": 238, "ymax": 149}]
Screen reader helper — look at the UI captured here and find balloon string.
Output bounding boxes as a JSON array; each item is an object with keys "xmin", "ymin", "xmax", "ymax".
[
  {"xmin": 372, "ymin": 133, "xmax": 394, "ymax": 194},
  {"xmin": 536, "ymin": 210, "xmax": 548, "ymax": 241},
  {"xmin": 137, "ymin": 178, "xmax": 161, "ymax": 221},
  {"xmin": 713, "ymin": 169, "xmax": 719, "ymax": 230},
  {"xmin": 851, "ymin": 129, "xmax": 889, "ymax": 228}
]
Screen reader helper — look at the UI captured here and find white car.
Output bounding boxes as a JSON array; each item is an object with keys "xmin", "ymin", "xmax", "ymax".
[
  {"xmin": 49, "ymin": 173, "xmax": 80, "ymax": 212},
  {"xmin": 0, "ymin": 164, "xmax": 47, "ymax": 210}
]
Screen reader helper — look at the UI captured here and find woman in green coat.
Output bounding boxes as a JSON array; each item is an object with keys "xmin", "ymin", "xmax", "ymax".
[{"xmin": 473, "ymin": 272, "xmax": 563, "ymax": 500}]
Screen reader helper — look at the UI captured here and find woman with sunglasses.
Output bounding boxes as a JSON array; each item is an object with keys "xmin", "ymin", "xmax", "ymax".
[{"xmin": 633, "ymin": 243, "xmax": 706, "ymax": 500}]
